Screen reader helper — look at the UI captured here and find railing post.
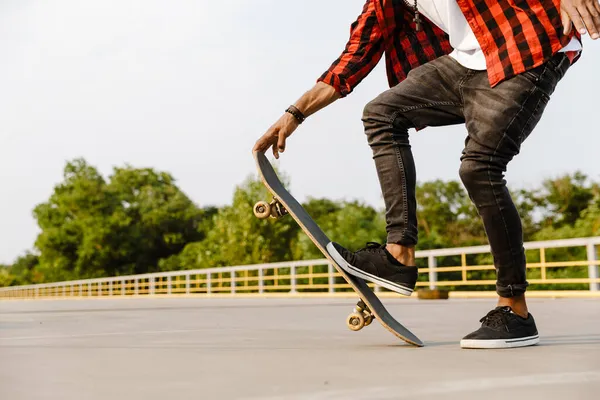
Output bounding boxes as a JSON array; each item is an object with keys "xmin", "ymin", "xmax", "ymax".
[
  {"xmin": 88, "ymin": 282, "xmax": 92, "ymax": 297},
  {"xmin": 290, "ymin": 265, "xmax": 297, "ymax": 293},
  {"xmin": 328, "ymin": 263, "xmax": 335, "ymax": 293},
  {"xmin": 258, "ymin": 268, "xmax": 264, "ymax": 294},
  {"xmin": 207, "ymin": 273, "xmax": 212, "ymax": 294},
  {"xmin": 149, "ymin": 277, "xmax": 154, "ymax": 296},
  {"xmin": 167, "ymin": 276, "xmax": 172, "ymax": 295},
  {"xmin": 109, "ymin": 280, "xmax": 113, "ymax": 296},
  {"xmin": 135, "ymin": 278, "xmax": 140, "ymax": 296},
  {"xmin": 231, "ymin": 271, "xmax": 236, "ymax": 294},
  {"xmin": 121, "ymin": 280, "xmax": 125, "ymax": 296},
  {"xmin": 587, "ymin": 243, "xmax": 599, "ymax": 291},
  {"xmin": 186, "ymin": 274, "xmax": 190, "ymax": 295},
  {"xmin": 428, "ymin": 255, "xmax": 437, "ymax": 290}
]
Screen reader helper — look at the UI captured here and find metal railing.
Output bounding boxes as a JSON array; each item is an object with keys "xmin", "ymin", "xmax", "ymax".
[{"xmin": 1, "ymin": 237, "xmax": 598, "ymax": 299}]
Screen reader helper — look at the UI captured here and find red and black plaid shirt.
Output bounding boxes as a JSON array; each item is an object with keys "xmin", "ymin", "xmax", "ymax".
[{"xmin": 318, "ymin": 0, "xmax": 581, "ymax": 97}]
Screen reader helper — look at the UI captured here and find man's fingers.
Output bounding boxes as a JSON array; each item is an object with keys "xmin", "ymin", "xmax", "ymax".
[
  {"xmin": 253, "ymin": 136, "xmax": 269, "ymax": 153},
  {"xmin": 562, "ymin": 9, "xmax": 573, "ymax": 34},
  {"xmin": 564, "ymin": 2, "xmax": 587, "ymax": 34},
  {"xmin": 254, "ymin": 115, "xmax": 297, "ymax": 159},
  {"xmin": 252, "ymin": 140, "xmax": 261, "ymax": 153},
  {"xmin": 588, "ymin": 3, "xmax": 600, "ymax": 38},
  {"xmin": 253, "ymin": 136, "xmax": 265, "ymax": 153},
  {"xmin": 277, "ymin": 131, "xmax": 287, "ymax": 154},
  {"xmin": 573, "ymin": 14, "xmax": 587, "ymax": 35},
  {"xmin": 253, "ymin": 126, "xmax": 279, "ymax": 153},
  {"xmin": 577, "ymin": 6, "xmax": 599, "ymax": 37}
]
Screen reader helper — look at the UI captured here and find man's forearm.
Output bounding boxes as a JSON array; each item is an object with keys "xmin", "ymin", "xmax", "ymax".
[{"xmin": 293, "ymin": 82, "xmax": 341, "ymax": 118}]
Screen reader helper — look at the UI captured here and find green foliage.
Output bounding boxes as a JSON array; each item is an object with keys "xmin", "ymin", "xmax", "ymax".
[
  {"xmin": 521, "ymin": 172, "xmax": 600, "ymax": 232},
  {"xmin": 0, "ymin": 265, "xmax": 15, "ymax": 287},
  {"xmin": 534, "ymin": 196, "xmax": 600, "ymax": 240},
  {"xmin": 416, "ymin": 180, "xmax": 486, "ymax": 249},
  {"xmin": 0, "ymin": 253, "xmax": 40, "ymax": 287},
  {"xmin": 293, "ymin": 199, "xmax": 386, "ymax": 260},
  {"xmin": 9, "ymin": 253, "xmax": 41, "ymax": 285},
  {"xmin": 4, "ymin": 156, "xmax": 599, "ymax": 289},
  {"xmin": 159, "ymin": 173, "xmax": 300, "ymax": 270},
  {"xmin": 31, "ymin": 158, "xmax": 205, "ymax": 282}
]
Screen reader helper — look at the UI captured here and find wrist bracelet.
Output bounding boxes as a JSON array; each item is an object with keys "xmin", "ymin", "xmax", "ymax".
[{"xmin": 285, "ymin": 105, "xmax": 306, "ymax": 124}]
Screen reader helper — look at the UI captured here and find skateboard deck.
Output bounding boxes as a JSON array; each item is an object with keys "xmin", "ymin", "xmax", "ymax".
[{"xmin": 253, "ymin": 151, "xmax": 423, "ymax": 346}]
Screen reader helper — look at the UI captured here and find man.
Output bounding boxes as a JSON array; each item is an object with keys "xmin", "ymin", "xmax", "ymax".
[{"xmin": 253, "ymin": 1, "xmax": 596, "ymax": 349}]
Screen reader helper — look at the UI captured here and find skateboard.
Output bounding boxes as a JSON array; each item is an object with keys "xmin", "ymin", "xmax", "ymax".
[{"xmin": 252, "ymin": 151, "xmax": 423, "ymax": 347}]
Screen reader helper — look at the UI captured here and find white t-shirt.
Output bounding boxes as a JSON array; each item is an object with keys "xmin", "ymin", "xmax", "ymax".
[{"xmin": 416, "ymin": 0, "xmax": 582, "ymax": 70}]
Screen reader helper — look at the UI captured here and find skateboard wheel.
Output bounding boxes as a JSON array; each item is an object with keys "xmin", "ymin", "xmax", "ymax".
[
  {"xmin": 253, "ymin": 201, "xmax": 271, "ymax": 219},
  {"xmin": 364, "ymin": 313, "xmax": 373, "ymax": 327},
  {"xmin": 347, "ymin": 312, "xmax": 365, "ymax": 331}
]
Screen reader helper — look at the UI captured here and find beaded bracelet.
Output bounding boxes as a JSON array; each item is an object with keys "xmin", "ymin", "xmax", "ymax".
[{"xmin": 285, "ymin": 105, "xmax": 306, "ymax": 124}]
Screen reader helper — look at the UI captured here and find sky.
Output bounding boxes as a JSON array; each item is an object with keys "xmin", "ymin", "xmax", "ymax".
[{"xmin": 1, "ymin": 0, "xmax": 599, "ymax": 264}]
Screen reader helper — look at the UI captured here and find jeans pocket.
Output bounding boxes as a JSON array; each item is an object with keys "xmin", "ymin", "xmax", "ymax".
[
  {"xmin": 520, "ymin": 52, "xmax": 567, "ymax": 85},
  {"xmin": 518, "ymin": 86, "xmax": 550, "ymax": 144},
  {"xmin": 520, "ymin": 63, "xmax": 546, "ymax": 84},
  {"xmin": 549, "ymin": 53, "xmax": 570, "ymax": 81}
]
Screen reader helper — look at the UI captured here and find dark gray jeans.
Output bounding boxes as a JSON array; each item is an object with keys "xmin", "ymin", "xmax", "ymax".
[{"xmin": 363, "ymin": 53, "xmax": 570, "ymax": 298}]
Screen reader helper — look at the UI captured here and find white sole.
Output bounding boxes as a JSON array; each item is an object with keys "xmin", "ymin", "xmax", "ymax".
[
  {"xmin": 326, "ymin": 242, "xmax": 414, "ymax": 296},
  {"xmin": 460, "ymin": 335, "xmax": 540, "ymax": 349}
]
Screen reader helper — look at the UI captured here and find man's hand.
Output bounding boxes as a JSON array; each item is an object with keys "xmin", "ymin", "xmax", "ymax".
[
  {"xmin": 253, "ymin": 112, "xmax": 299, "ymax": 159},
  {"xmin": 252, "ymin": 82, "xmax": 341, "ymax": 159},
  {"xmin": 561, "ymin": 0, "xmax": 600, "ymax": 39}
]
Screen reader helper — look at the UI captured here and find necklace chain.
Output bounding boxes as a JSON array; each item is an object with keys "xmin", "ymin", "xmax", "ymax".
[{"xmin": 403, "ymin": 0, "xmax": 422, "ymax": 31}]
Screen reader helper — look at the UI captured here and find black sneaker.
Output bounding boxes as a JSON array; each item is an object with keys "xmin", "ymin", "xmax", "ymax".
[
  {"xmin": 326, "ymin": 242, "xmax": 417, "ymax": 296},
  {"xmin": 460, "ymin": 306, "xmax": 540, "ymax": 349}
]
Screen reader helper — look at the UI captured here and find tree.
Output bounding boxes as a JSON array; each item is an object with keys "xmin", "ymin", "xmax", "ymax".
[
  {"xmin": 6, "ymin": 156, "xmax": 599, "ymax": 288},
  {"xmin": 535, "ymin": 198, "xmax": 600, "ymax": 240},
  {"xmin": 33, "ymin": 158, "xmax": 206, "ymax": 281},
  {"xmin": 525, "ymin": 172, "xmax": 598, "ymax": 231},
  {"xmin": 8, "ymin": 253, "xmax": 41, "ymax": 285},
  {"xmin": 293, "ymin": 198, "xmax": 386, "ymax": 260},
  {"xmin": 0, "ymin": 265, "xmax": 15, "ymax": 287},
  {"xmin": 159, "ymin": 173, "xmax": 300, "ymax": 270},
  {"xmin": 415, "ymin": 180, "xmax": 487, "ymax": 249},
  {"xmin": 157, "ymin": 207, "xmax": 219, "ymax": 271}
]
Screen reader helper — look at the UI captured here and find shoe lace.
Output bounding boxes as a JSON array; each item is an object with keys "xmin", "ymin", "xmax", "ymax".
[
  {"xmin": 480, "ymin": 307, "xmax": 511, "ymax": 332},
  {"xmin": 357, "ymin": 242, "xmax": 385, "ymax": 253}
]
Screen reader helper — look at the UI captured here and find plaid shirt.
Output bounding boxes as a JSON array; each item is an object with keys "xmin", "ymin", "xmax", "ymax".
[{"xmin": 318, "ymin": 0, "xmax": 581, "ymax": 97}]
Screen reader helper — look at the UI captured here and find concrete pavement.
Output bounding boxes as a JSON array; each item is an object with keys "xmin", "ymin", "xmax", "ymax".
[{"xmin": 1, "ymin": 297, "xmax": 599, "ymax": 399}]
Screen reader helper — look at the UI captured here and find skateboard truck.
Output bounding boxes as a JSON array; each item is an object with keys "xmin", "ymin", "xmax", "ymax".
[
  {"xmin": 254, "ymin": 198, "xmax": 289, "ymax": 219},
  {"xmin": 347, "ymin": 299, "xmax": 375, "ymax": 331}
]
